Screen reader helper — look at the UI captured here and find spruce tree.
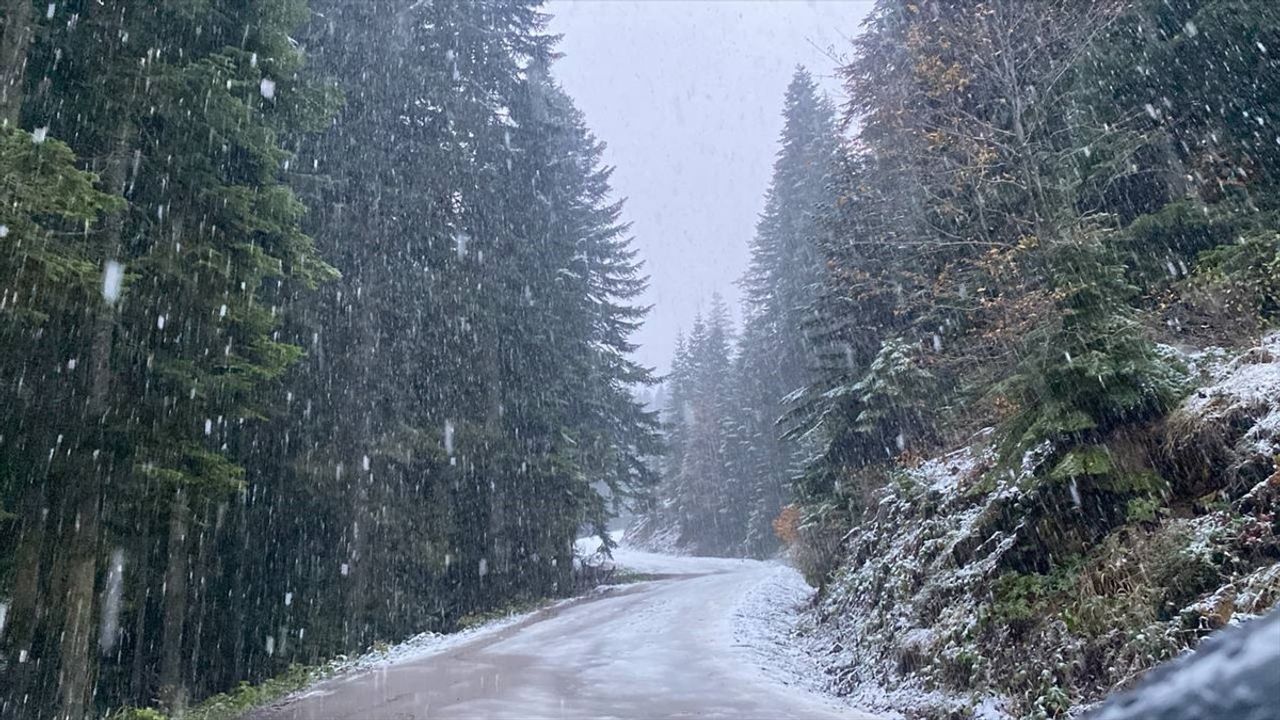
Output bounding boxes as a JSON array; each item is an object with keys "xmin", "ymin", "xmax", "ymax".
[{"xmin": 731, "ymin": 68, "xmax": 837, "ymax": 553}]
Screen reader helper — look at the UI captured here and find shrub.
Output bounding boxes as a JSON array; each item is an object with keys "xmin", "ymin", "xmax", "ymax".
[
  {"xmin": 1126, "ymin": 496, "xmax": 1162, "ymax": 524},
  {"xmin": 772, "ymin": 504, "xmax": 802, "ymax": 545},
  {"xmin": 108, "ymin": 710, "xmax": 168, "ymax": 720},
  {"xmin": 792, "ymin": 516, "xmax": 846, "ymax": 589}
]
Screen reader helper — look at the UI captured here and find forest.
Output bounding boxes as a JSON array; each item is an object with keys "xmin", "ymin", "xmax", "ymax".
[
  {"xmin": 639, "ymin": 0, "xmax": 1280, "ymax": 716},
  {"xmin": 0, "ymin": 1, "xmax": 659, "ymax": 717},
  {"xmin": 2, "ymin": 0, "xmax": 1279, "ymax": 719}
]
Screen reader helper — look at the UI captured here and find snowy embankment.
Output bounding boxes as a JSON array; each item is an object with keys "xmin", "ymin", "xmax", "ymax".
[
  {"xmin": 324, "ymin": 593, "xmax": 598, "ymax": 677},
  {"xmin": 782, "ymin": 332, "xmax": 1280, "ymax": 719}
]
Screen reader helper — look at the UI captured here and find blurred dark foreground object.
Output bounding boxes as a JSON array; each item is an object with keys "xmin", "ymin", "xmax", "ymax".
[{"xmin": 1088, "ymin": 608, "xmax": 1280, "ymax": 720}]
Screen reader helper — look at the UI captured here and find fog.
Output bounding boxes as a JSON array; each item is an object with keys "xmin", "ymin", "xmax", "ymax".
[{"xmin": 548, "ymin": 0, "xmax": 873, "ymax": 372}]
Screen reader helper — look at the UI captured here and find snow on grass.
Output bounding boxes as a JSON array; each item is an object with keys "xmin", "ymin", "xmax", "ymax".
[
  {"xmin": 738, "ymin": 565, "xmax": 1003, "ymax": 719},
  {"xmin": 915, "ymin": 428, "xmax": 995, "ymax": 495},
  {"xmin": 329, "ymin": 606, "xmax": 541, "ymax": 675},
  {"xmin": 1178, "ymin": 331, "xmax": 1280, "ymax": 445},
  {"xmin": 729, "ymin": 563, "xmax": 893, "ymax": 719},
  {"xmin": 777, "ymin": 429, "xmax": 1025, "ymax": 719},
  {"xmin": 742, "ymin": 335, "xmax": 1280, "ymax": 720},
  {"xmin": 728, "ymin": 561, "xmax": 1014, "ymax": 719},
  {"xmin": 1167, "ymin": 330, "xmax": 1280, "ymax": 492}
]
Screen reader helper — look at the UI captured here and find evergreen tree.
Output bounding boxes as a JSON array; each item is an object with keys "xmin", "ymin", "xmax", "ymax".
[
  {"xmin": 643, "ymin": 296, "xmax": 741, "ymax": 555},
  {"xmin": 0, "ymin": 125, "xmax": 122, "ymax": 713},
  {"xmin": 1, "ymin": 1, "xmax": 659, "ymax": 716},
  {"xmin": 730, "ymin": 68, "xmax": 837, "ymax": 554}
]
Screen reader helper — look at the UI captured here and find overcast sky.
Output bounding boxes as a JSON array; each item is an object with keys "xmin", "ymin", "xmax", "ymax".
[{"xmin": 546, "ymin": 0, "xmax": 873, "ymax": 374}]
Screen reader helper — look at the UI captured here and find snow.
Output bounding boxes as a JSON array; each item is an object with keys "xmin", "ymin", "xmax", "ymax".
[
  {"xmin": 782, "ymin": 335, "xmax": 1280, "ymax": 718},
  {"xmin": 97, "ymin": 549, "xmax": 125, "ymax": 654},
  {"xmin": 325, "ymin": 601, "xmax": 555, "ymax": 677},
  {"xmin": 730, "ymin": 564, "xmax": 892, "ymax": 717},
  {"xmin": 576, "ymin": 531, "xmax": 757, "ymax": 575},
  {"xmin": 1171, "ymin": 331, "xmax": 1280, "ymax": 475},
  {"xmin": 779, "ymin": 430, "xmax": 1023, "ymax": 719},
  {"xmin": 914, "ymin": 430, "xmax": 994, "ymax": 494},
  {"xmin": 253, "ymin": 542, "xmax": 879, "ymax": 719}
]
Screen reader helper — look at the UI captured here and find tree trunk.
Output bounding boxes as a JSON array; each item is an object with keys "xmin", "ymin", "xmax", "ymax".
[
  {"xmin": 229, "ymin": 500, "xmax": 247, "ymax": 684},
  {"xmin": 0, "ymin": 486, "xmax": 47, "ymax": 709},
  {"xmin": 128, "ymin": 535, "xmax": 152, "ymax": 702},
  {"xmin": 57, "ymin": 468, "xmax": 102, "ymax": 720},
  {"xmin": 57, "ymin": 123, "xmax": 130, "ymax": 718},
  {"xmin": 186, "ymin": 503, "xmax": 212, "ymax": 698},
  {"xmin": 0, "ymin": 0, "xmax": 33, "ymax": 125},
  {"xmin": 158, "ymin": 488, "xmax": 190, "ymax": 713}
]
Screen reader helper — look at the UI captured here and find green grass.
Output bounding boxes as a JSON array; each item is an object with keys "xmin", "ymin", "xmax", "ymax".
[
  {"xmin": 604, "ymin": 570, "xmax": 667, "ymax": 584},
  {"xmin": 106, "ymin": 662, "xmax": 338, "ymax": 720},
  {"xmin": 456, "ymin": 596, "xmax": 551, "ymax": 630}
]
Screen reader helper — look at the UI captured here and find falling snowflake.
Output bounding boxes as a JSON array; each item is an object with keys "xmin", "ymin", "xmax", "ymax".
[{"xmin": 102, "ymin": 261, "xmax": 124, "ymax": 304}]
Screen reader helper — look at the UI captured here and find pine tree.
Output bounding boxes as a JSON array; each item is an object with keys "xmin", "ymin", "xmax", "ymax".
[
  {"xmin": 645, "ymin": 296, "xmax": 740, "ymax": 555},
  {"xmin": 997, "ymin": 223, "xmax": 1186, "ymax": 467},
  {"xmin": 731, "ymin": 68, "xmax": 838, "ymax": 554},
  {"xmin": 2, "ymin": 1, "xmax": 335, "ymax": 713},
  {"xmin": 0, "ymin": 126, "xmax": 122, "ymax": 711}
]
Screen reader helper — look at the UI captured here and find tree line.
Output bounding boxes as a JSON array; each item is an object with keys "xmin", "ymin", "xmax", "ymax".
[
  {"xmin": 645, "ymin": 0, "xmax": 1279, "ymax": 574},
  {"xmin": 0, "ymin": 1, "xmax": 658, "ymax": 717}
]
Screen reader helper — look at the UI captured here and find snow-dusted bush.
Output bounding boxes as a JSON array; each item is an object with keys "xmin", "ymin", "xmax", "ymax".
[{"xmin": 1165, "ymin": 332, "xmax": 1280, "ymax": 496}]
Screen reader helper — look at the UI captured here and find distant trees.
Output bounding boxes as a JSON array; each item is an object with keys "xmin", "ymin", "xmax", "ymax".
[
  {"xmin": 0, "ymin": 1, "xmax": 656, "ymax": 717},
  {"xmin": 732, "ymin": 69, "xmax": 838, "ymax": 556},
  {"xmin": 643, "ymin": 69, "xmax": 837, "ymax": 557},
  {"xmin": 652, "ymin": 296, "xmax": 737, "ymax": 555}
]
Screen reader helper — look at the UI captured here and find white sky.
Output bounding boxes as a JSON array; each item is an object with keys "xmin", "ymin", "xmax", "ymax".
[{"xmin": 546, "ymin": 0, "xmax": 873, "ymax": 373}]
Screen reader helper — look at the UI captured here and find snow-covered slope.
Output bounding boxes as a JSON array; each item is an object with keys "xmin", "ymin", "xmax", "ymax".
[{"xmin": 788, "ymin": 333, "xmax": 1280, "ymax": 718}]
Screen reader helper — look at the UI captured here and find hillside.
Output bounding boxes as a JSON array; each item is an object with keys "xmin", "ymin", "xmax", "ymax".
[{"xmin": 776, "ymin": 334, "xmax": 1280, "ymax": 718}]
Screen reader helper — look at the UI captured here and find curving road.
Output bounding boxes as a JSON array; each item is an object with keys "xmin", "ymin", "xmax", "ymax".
[{"xmin": 246, "ymin": 549, "xmax": 872, "ymax": 720}]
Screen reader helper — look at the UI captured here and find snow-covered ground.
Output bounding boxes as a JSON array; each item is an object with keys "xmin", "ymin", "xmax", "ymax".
[
  {"xmin": 575, "ymin": 530, "xmax": 761, "ymax": 575},
  {"xmin": 248, "ymin": 540, "xmax": 880, "ymax": 719}
]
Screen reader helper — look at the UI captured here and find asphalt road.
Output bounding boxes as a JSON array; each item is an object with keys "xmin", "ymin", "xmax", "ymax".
[{"xmin": 245, "ymin": 550, "xmax": 873, "ymax": 720}]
